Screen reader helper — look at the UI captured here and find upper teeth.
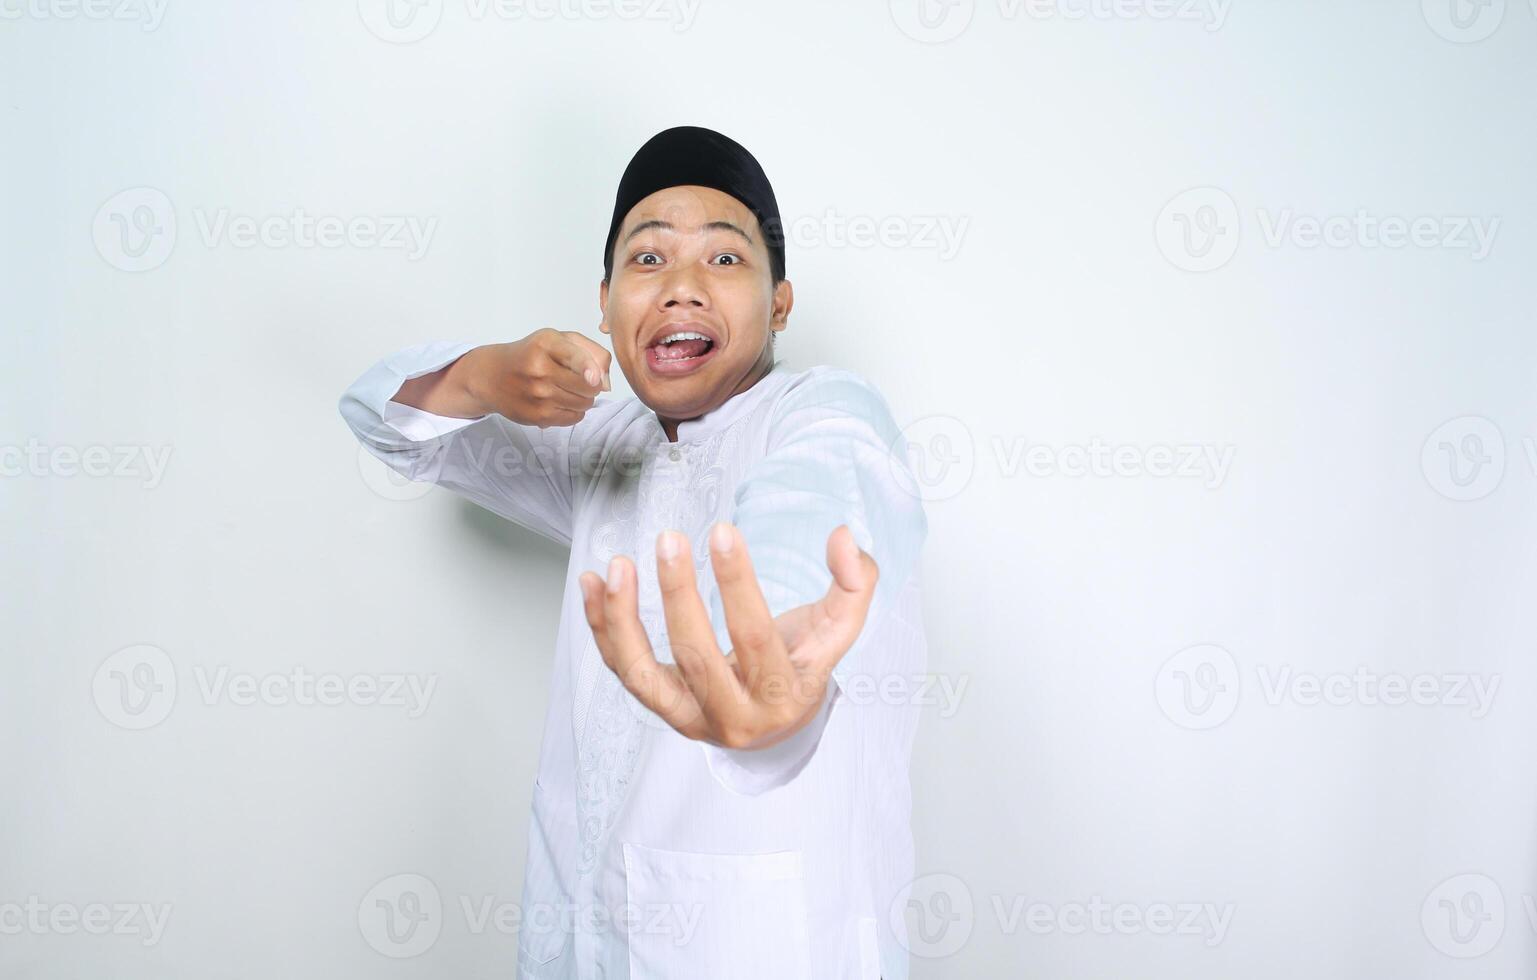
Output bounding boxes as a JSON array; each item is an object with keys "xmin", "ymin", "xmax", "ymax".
[{"xmin": 657, "ymin": 331, "xmax": 709, "ymax": 345}]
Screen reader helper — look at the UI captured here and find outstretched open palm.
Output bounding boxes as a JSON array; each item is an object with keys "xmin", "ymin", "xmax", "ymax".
[{"xmin": 577, "ymin": 523, "xmax": 878, "ymax": 751}]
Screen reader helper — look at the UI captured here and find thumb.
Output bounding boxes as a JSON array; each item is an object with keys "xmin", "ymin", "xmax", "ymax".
[{"xmin": 823, "ymin": 524, "xmax": 878, "ymax": 623}]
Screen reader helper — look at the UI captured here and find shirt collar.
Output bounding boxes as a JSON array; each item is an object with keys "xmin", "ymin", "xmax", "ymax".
[{"xmin": 659, "ymin": 360, "xmax": 791, "ymax": 446}]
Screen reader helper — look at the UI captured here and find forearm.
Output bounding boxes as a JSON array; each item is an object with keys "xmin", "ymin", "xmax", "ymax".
[
  {"xmin": 392, "ymin": 344, "xmax": 497, "ymax": 419},
  {"xmin": 338, "ymin": 339, "xmax": 584, "ymax": 547}
]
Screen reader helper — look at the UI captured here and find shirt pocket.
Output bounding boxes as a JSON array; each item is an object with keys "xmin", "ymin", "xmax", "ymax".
[
  {"xmin": 517, "ymin": 778, "xmax": 574, "ymax": 977},
  {"xmin": 622, "ymin": 841, "xmax": 810, "ymax": 980}
]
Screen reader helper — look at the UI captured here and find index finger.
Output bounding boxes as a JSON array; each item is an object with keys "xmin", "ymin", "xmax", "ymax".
[
  {"xmin": 579, "ymin": 564, "xmax": 703, "ymax": 737},
  {"xmin": 549, "ymin": 332, "xmax": 612, "ymax": 394}
]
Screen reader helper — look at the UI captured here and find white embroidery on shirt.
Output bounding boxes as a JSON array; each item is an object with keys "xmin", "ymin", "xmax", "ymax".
[{"xmin": 573, "ymin": 422, "xmax": 746, "ymax": 876}]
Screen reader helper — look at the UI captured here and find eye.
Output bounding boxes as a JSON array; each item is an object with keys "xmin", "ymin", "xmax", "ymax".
[
  {"xmin": 634, "ymin": 251, "xmax": 662, "ymax": 266},
  {"xmin": 712, "ymin": 253, "xmax": 741, "ymax": 266}
]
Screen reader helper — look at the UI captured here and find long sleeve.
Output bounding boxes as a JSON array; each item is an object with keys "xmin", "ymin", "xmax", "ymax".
[
  {"xmin": 702, "ymin": 367, "xmax": 929, "ymax": 795},
  {"xmin": 338, "ymin": 340, "xmax": 583, "ymax": 548}
]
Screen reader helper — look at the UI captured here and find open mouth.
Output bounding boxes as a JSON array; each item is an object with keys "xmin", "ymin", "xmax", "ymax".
[{"xmin": 645, "ymin": 329, "xmax": 719, "ymax": 376}]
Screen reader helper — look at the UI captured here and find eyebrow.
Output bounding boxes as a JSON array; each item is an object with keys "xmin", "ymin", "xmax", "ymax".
[{"xmin": 622, "ymin": 219, "xmax": 754, "ymax": 246}]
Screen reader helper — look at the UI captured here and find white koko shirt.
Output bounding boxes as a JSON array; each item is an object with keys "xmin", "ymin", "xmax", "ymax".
[{"xmin": 340, "ymin": 342, "xmax": 929, "ymax": 980}]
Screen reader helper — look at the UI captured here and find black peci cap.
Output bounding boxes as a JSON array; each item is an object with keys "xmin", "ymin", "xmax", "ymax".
[{"xmin": 603, "ymin": 126, "xmax": 786, "ymax": 282}]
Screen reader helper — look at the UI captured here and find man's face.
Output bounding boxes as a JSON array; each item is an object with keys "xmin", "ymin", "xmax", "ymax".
[{"xmin": 600, "ymin": 185, "xmax": 792, "ymax": 422}]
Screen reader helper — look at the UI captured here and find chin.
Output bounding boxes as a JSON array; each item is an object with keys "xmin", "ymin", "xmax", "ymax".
[
  {"xmin": 638, "ymin": 382, "xmax": 712, "ymax": 414},
  {"xmin": 636, "ymin": 370, "xmax": 729, "ymax": 412}
]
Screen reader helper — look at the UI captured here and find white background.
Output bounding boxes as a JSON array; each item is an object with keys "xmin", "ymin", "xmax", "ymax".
[{"xmin": 3, "ymin": 1, "xmax": 1535, "ymax": 977}]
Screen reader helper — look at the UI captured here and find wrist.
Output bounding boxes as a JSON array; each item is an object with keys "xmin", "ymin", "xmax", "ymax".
[
  {"xmin": 455, "ymin": 343, "xmax": 504, "ymax": 417},
  {"xmin": 742, "ymin": 681, "xmax": 835, "ymax": 752}
]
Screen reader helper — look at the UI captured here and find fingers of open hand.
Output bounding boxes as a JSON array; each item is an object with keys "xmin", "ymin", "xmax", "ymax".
[
  {"xmin": 706, "ymin": 522, "xmax": 809, "ymax": 733},
  {"xmin": 821, "ymin": 524, "xmax": 880, "ymax": 638},
  {"xmin": 578, "ymin": 561, "xmax": 697, "ymax": 733},
  {"xmin": 654, "ymin": 530, "xmax": 745, "ymax": 730}
]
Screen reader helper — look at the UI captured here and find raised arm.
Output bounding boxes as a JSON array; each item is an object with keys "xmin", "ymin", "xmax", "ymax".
[
  {"xmin": 338, "ymin": 330, "xmax": 612, "ymax": 548},
  {"xmin": 575, "ymin": 368, "xmax": 929, "ymax": 795},
  {"xmin": 699, "ymin": 368, "xmax": 928, "ymax": 790}
]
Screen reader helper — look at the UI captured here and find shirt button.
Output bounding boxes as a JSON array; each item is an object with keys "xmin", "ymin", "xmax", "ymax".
[{"xmin": 668, "ymin": 448, "xmax": 681, "ymax": 461}]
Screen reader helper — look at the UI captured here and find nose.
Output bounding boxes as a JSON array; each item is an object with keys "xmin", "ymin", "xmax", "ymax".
[{"xmin": 657, "ymin": 262, "xmax": 709, "ymax": 311}]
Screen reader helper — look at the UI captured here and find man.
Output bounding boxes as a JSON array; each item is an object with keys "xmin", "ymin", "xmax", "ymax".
[{"xmin": 339, "ymin": 126, "xmax": 928, "ymax": 979}]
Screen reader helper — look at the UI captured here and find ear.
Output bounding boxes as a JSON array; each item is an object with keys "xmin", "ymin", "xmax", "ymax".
[
  {"xmin": 770, "ymin": 279, "xmax": 794, "ymax": 334},
  {"xmin": 598, "ymin": 278, "xmax": 610, "ymax": 335}
]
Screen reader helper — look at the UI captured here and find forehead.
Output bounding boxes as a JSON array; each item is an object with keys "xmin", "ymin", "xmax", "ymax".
[{"xmin": 618, "ymin": 185, "xmax": 760, "ymax": 236}]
